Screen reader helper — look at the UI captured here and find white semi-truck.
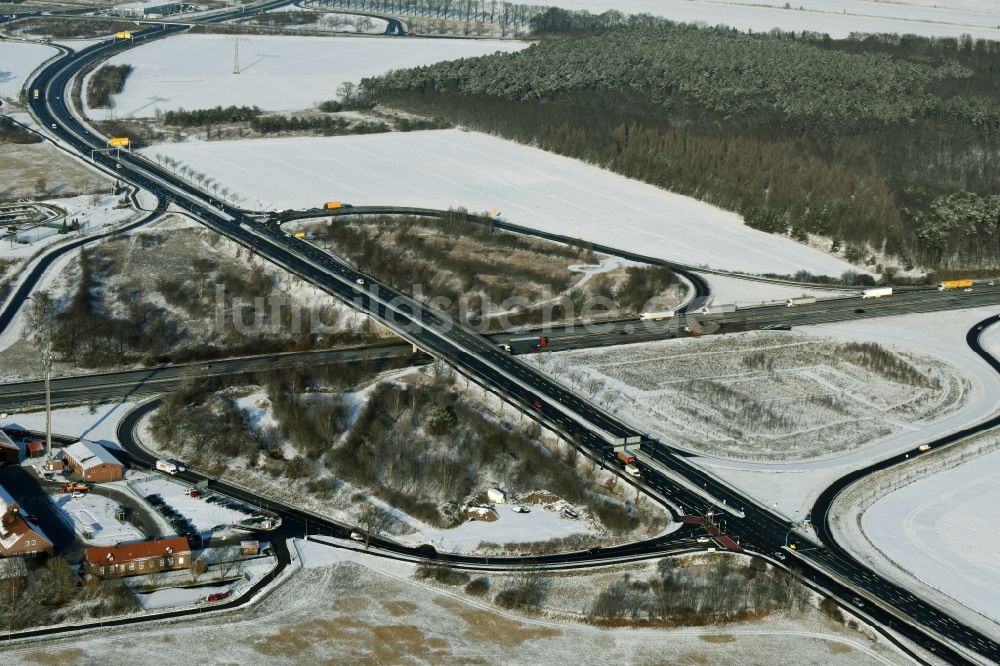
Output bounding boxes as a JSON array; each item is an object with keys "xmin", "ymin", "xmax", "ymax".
[
  {"xmin": 697, "ymin": 303, "xmax": 737, "ymax": 315},
  {"xmin": 639, "ymin": 310, "xmax": 675, "ymax": 321},
  {"xmin": 785, "ymin": 296, "xmax": 817, "ymax": 307},
  {"xmin": 861, "ymin": 287, "xmax": 893, "ymax": 299},
  {"xmin": 156, "ymin": 459, "xmax": 178, "ymax": 475}
]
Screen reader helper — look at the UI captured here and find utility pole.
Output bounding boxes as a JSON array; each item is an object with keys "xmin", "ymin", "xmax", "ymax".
[{"xmin": 44, "ymin": 352, "xmax": 52, "ymax": 453}]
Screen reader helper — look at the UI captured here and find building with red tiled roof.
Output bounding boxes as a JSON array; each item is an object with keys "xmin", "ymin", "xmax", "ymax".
[
  {"xmin": 84, "ymin": 536, "xmax": 191, "ymax": 578},
  {"xmin": 0, "ymin": 483, "xmax": 53, "ymax": 558}
]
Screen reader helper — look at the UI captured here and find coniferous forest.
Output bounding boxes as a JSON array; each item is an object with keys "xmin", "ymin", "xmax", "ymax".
[{"xmin": 362, "ymin": 13, "xmax": 1000, "ymax": 271}]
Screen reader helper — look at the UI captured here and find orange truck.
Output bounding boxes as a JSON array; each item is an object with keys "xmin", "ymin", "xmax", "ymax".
[
  {"xmin": 60, "ymin": 482, "xmax": 89, "ymax": 493},
  {"xmin": 323, "ymin": 201, "xmax": 353, "ymax": 210},
  {"xmin": 938, "ymin": 279, "xmax": 973, "ymax": 290}
]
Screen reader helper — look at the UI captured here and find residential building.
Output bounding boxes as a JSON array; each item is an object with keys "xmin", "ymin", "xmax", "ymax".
[
  {"xmin": 85, "ymin": 536, "xmax": 191, "ymax": 578},
  {"xmin": 0, "ymin": 484, "xmax": 54, "ymax": 557},
  {"xmin": 63, "ymin": 441, "xmax": 125, "ymax": 483}
]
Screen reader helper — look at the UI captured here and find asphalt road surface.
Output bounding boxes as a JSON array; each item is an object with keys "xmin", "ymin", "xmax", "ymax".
[{"xmin": 12, "ymin": 13, "xmax": 1000, "ymax": 664}]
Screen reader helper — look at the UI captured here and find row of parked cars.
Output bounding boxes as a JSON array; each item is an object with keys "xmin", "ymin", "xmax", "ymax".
[{"xmin": 144, "ymin": 493, "xmax": 201, "ymax": 542}]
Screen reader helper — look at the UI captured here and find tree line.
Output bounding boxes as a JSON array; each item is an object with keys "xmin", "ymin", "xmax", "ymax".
[
  {"xmin": 361, "ymin": 20, "xmax": 1000, "ymax": 269},
  {"xmin": 86, "ymin": 64, "xmax": 133, "ymax": 109}
]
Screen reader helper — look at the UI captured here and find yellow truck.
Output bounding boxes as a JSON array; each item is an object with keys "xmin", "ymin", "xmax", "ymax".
[
  {"xmin": 108, "ymin": 137, "xmax": 130, "ymax": 148},
  {"xmin": 323, "ymin": 201, "xmax": 353, "ymax": 210},
  {"xmin": 294, "ymin": 231, "xmax": 307, "ymax": 239},
  {"xmin": 938, "ymin": 279, "xmax": 973, "ymax": 291},
  {"xmin": 114, "ymin": 31, "xmax": 133, "ymax": 40}
]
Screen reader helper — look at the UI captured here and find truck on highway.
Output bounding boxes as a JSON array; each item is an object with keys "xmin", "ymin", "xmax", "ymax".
[
  {"xmin": 938, "ymin": 279, "xmax": 973, "ymax": 291},
  {"xmin": 156, "ymin": 459, "xmax": 179, "ymax": 475},
  {"xmin": 114, "ymin": 31, "xmax": 133, "ymax": 40},
  {"xmin": 615, "ymin": 450, "xmax": 636, "ymax": 465},
  {"xmin": 323, "ymin": 201, "xmax": 352, "ymax": 210},
  {"xmin": 639, "ymin": 310, "xmax": 675, "ymax": 321},
  {"xmin": 32, "ymin": 88, "xmax": 39, "ymax": 100},
  {"xmin": 785, "ymin": 296, "xmax": 816, "ymax": 307},
  {"xmin": 107, "ymin": 137, "xmax": 130, "ymax": 148},
  {"xmin": 697, "ymin": 303, "xmax": 737, "ymax": 315},
  {"xmin": 502, "ymin": 336, "xmax": 548, "ymax": 354},
  {"xmin": 624, "ymin": 464, "xmax": 641, "ymax": 478},
  {"xmin": 918, "ymin": 444, "xmax": 931, "ymax": 453},
  {"xmin": 861, "ymin": 287, "xmax": 893, "ymax": 299}
]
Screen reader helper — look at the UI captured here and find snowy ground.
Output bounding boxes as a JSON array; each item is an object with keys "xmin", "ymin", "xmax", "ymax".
[
  {"xmin": 528, "ymin": 329, "xmax": 967, "ymax": 463},
  {"xmin": 51, "ymin": 491, "xmax": 144, "ymax": 545},
  {"xmin": 0, "ymin": 401, "xmax": 135, "ymax": 454},
  {"xmin": 862, "ymin": 445, "xmax": 1000, "ymax": 631},
  {"xmin": 0, "ymin": 194, "xmax": 136, "ymax": 259},
  {"xmin": 89, "ymin": 34, "xmax": 526, "ymax": 117},
  {"xmin": 704, "ymin": 274, "xmax": 850, "ymax": 307},
  {"xmin": 693, "ymin": 306, "xmax": 1000, "ymax": 520},
  {"xmin": 0, "ymin": 41, "xmax": 57, "ymax": 101},
  {"xmin": 130, "ymin": 556, "xmax": 277, "ymax": 611},
  {"xmin": 128, "ymin": 475, "xmax": 258, "ymax": 534},
  {"xmin": 0, "ymin": 542, "xmax": 910, "ymax": 665},
  {"xmin": 146, "ymin": 130, "xmax": 862, "ymax": 276},
  {"xmin": 397, "ymin": 502, "xmax": 597, "ymax": 553},
  {"xmin": 544, "ymin": 0, "xmax": 1000, "ymax": 40}
]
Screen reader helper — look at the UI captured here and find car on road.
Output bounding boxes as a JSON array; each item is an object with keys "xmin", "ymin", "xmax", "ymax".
[
  {"xmin": 697, "ymin": 537, "xmax": 711, "ymax": 543},
  {"xmin": 773, "ymin": 551, "xmax": 786, "ymax": 560},
  {"xmin": 355, "ymin": 278, "xmax": 365, "ymax": 285},
  {"xmin": 50, "ymin": 123, "xmax": 56, "ymax": 129},
  {"xmin": 851, "ymin": 597, "xmax": 865, "ymax": 608},
  {"xmin": 854, "ymin": 308, "xmax": 865, "ymax": 313},
  {"xmin": 349, "ymin": 531, "xmax": 364, "ymax": 543},
  {"xmin": 206, "ymin": 591, "xmax": 231, "ymax": 603}
]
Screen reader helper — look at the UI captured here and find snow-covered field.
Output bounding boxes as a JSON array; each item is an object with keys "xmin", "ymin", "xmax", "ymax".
[
  {"xmin": 704, "ymin": 274, "xmax": 849, "ymax": 307},
  {"xmin": 147, "ymin": 131, "xmax": 861, "ymax": 276},
  {"xmin": 545, "ymin": 0, "xmax": 1000, "ymax": 40},
  {"xmin": 529, "ymin": 329, "xmax": 967, "ymax": 463},
  {"xmin": 52, "ymin": 491, "xmax": 144, "ymax": 545},
  {"xmin": 862, "ymin": 445, "xmax": 1000, "ymax": 629},
  {"xmin": 0, "ymin": 543, "xmax": 911, "ymax": 665},
  {"xmin": 92, "ymin": 34, "xmax": 526, "ymax": 117},
  {"xmin": 0, "ymin": 41, "xmax": 57, "ymax": 101},
  {"xmin": 693, "ymin": 306, "xmax": 1000, "ymax": 519}
]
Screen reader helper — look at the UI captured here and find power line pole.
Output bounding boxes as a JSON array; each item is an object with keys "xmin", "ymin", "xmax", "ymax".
[
  {"xmin": 44, "ymin": 352, "xmax": 52, "ymax": 453},
  {"xmin": 231, "ymin": 36, "xmax": 247, "ymax": 75}
]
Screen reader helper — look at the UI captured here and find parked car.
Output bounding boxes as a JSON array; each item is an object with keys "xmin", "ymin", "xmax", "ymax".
[
  {"xmin": 184, "ymin": 488, "xmax": 200, "ymax": 498},
  {"xmin": 71, "ymin": 491, "xmax": 85, "ymax": 498},
  {"xmin": 511, "ymin": 505, "xmax": 530, "ymax": 513}
]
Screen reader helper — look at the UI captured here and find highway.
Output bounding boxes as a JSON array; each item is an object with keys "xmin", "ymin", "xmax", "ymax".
[
  {"xmin": 12, "ymin": 12, "xmax": 1000, "ymax": 664},
  {"xmin": 0, "ymin": 342, "xmax": 428, "ymax": 409}
]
